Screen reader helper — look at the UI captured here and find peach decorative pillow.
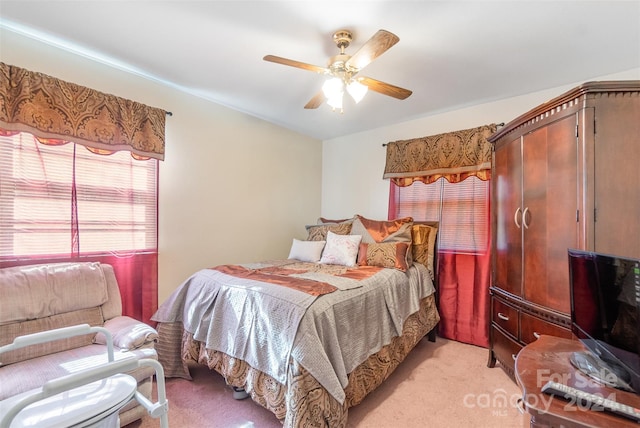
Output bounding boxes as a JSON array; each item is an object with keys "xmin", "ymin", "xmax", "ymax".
[
  {"xmin": 319, "ymin": 231, "xmax": 362, "ymax": 267},
  {"xmin": 350, "ymin": 215, "xmax": 414, "ymax": 269},
  {"xmin": 357, "ymin": 242, "xmax": 411, "ymax": 272},
  {"xmin": 350, "ymin": 215, "xmax": 413, "ymax": 244}
]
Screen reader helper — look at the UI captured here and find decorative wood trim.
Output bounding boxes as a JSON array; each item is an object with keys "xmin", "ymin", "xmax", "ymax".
[
  {"xmin": 490, "ymin": 288, "xmax": 571, "ymax": 329},
  {"xmin": 490, "ymin": 288, "xmax": 526, "ymax": 311},
  {"xmin": 519, "ymin": 305, "xmax": 571, "ymax": 329},
  {"xmin": 489, "ymin": 286, "xmax": 521, "ymax": 303},
  {"xmin": 495, "ymin": 355, "xmax": 516, "ymax": 381},
  {"xmin": 488, "ymin": 80, "xmax": 640, "ymax": 143}
]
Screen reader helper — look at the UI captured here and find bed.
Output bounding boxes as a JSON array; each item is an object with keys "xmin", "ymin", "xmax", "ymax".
[{"xmin": 152, "ymin": 216, "xmax": 440, "ymax": 427}]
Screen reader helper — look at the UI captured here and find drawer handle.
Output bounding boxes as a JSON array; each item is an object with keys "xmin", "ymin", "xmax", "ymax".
[
  {"xmin": 533, "ymin": 332, "xmax": 541, "ymax": 340},
  {"xmin": 514, "ymin": 207, "xmax": 522, "ymax": 229},
  {"xmin": 512, "ymin": 353, "xmax": 517, "ymax": 361},
  {"xmin": 497, "ymin": 312, "xmax": 510, "ymax": 321}
]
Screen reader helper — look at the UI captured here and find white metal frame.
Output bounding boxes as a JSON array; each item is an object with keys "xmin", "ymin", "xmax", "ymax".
[{"xmin": 0, "ymin": 324, "xmax": 169, "ymax": 428}]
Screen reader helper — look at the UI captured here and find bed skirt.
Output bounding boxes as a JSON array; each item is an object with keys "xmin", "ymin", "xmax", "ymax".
[{"xmin": 156, "ymin": 293, "xmax": 440, "ymax": 427}]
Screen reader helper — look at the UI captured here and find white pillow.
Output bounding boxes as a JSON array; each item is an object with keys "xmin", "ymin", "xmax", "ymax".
[
  {"xmin": 319, "ymin": 231, "xmax": 362, "ymax": 267},
  {"xmin": 288, "ymin": 238, "xmax": 326, "ymax": 262}
]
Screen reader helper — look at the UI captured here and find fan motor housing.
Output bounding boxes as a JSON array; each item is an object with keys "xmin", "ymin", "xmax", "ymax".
[
  {"xmin": 328, "ymin": 54, "xmax": 353, "ymax": 75},
  {"xmin": 332, "ymin": 30, "xmax": 352, "ymax": 50}
]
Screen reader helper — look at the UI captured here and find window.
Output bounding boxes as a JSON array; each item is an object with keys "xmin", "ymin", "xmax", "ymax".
[
  {"xmin": 389, "ymin": 176, "xmax": 490, "ymax": 254},
  {"xmin": 0, "ymin": 131, "xmax": 158, "ymax": 258}
]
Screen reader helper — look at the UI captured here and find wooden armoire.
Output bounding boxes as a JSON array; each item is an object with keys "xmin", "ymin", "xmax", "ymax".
[{"xmin": 487, "ymin": 81, "xmax": 640, "ymax": 379}]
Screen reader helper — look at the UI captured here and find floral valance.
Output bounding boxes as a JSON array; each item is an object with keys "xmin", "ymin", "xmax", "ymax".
[
  {"xmin": 383, "ymin": 123, "xmax": 497, "ymax": 186},
  {"xmin": 0, "ymin": 62, "xmax": 166, "ymax": 160}
]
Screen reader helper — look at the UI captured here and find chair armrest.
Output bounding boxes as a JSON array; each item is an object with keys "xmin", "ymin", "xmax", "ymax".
[
  {"xmin": 1, "ymin": 324, "xmax": 116, "ymax": 364},
  {"xmin": 95, "ymin": 316, "xmax": 158, "ymax": 351},
  {"xmin": 0, "ymin": 358, "xmax": 169, "ymax": 428}
]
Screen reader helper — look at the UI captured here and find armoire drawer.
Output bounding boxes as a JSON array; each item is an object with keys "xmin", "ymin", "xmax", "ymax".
[
  {"xmin": 520, "ymin": 312, "xmax": 572, "ymax": 345},
  {"xmin": 492, "ymin": 297, "xmax": 519, "ymax": 339},
  {"xmin": 491, "ymin": 325, "xmax": 522, "ymax": 379}
]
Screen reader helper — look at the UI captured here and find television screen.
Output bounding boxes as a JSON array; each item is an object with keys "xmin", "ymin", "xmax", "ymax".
[{"xmin": 568, "ymin": 248, "xmax": 640, "ymax": 392}]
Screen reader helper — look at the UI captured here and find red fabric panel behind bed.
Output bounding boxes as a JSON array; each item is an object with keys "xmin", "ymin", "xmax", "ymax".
[{"xmin": 437, "ymin": 250, "xmax": 490, "ymax": 347}]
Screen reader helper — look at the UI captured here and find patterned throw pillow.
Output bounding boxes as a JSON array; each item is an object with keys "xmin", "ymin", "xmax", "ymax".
[
  {"xmin": 350, "ymin": 215, "xmax": 414, "ymax": 269},
  {"xmin": 357, "ymin": 242, "xmax": 412, "ymax": 272},
  {"xmin": 319, "ymin": 231, "xmax": 362, "ymax": 267},
  {"xmin": 411, "ymin": 223, "xmax": 438, "ymax": 280},
  {"xmin": 317, "ymin": 216, "xmax": 355, "ymax": 224},
  {"xmin": 306, "ymin": 222, "xmax": 352, "ymax": 241}
]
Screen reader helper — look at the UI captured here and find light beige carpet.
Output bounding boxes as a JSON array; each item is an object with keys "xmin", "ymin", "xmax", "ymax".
[{"xmin": 128, "ymin": 337, "xmax": 527, "ymax": 427}]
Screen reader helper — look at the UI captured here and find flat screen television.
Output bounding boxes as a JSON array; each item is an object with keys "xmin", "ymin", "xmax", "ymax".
[{"xmin": 568, "ymin": 248, "xmax": 640, "ymax": 392}]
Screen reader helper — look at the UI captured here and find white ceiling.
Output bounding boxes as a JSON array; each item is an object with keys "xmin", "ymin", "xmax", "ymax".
[{"xmin": 1, "ymin": 1, "xmax": 639, "ymax": 140}]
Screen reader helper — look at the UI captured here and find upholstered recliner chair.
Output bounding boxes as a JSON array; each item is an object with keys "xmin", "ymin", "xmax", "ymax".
[{"xmin": 0, "ymin": 262, "xmax": 159, "ymax": 426}]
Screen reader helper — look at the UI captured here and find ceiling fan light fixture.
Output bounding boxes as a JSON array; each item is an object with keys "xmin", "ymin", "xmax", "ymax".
[
  {"xmin": 263, "ymin": 29, "xmax": 412, "ymax": 111},
  {"xmin": 323, "ymin": 77, "xmax": 345, "ymax": 112},
  {"xmin": 322, "ymin": 77, "xmax": 344, "ymax": 100},
  {"xmin": 326, "ymin": 93, "xmax": 343, "ymax": 111},
  {"xmin": 347, "ymin": 80, "xmax": 368, "ymax": 103}
]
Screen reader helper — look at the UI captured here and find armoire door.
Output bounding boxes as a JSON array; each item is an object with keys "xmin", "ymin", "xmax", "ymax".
[
  {"xmin": 493, "ymin": 135, "xmax": 523, "ymax": 297},
  {"xmin": 521, "ymin": 115, "xmax": 578, "ymax": 313},
  {"xmin": 592, "ymin": 97, "xmax": 640, "ymax": 259}
]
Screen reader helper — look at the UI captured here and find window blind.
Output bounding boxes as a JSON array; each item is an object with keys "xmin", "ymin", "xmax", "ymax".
[
  {"xmin": 0, "ymin": 131, "xmax": 157, "ymax": 257},
  {"xmin": 391, "ymin": 176, "xmax": 490, "ymax": 254}
]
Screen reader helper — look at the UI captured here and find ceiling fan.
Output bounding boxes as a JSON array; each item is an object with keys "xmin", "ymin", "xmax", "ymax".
[{"xmin": 263, "ymin": 29, "xmax": 412, "ymax": 111}]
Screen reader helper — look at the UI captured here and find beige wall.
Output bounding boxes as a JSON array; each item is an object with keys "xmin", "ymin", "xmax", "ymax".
[
  {"xmin": 0, "ymin": 29, "xmax": 323, "ymax": 303},
  {"xmin": 321, "ymin": 68, "xmax": 640, "ymax": 221}
]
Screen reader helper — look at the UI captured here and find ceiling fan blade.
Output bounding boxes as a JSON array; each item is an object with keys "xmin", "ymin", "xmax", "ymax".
[
  {"xmin": 304, "ymin": 91, "xmax": 326, "ymax": 109},
  {"xmin": 346, "ymin": 30, "xmax": 399, "ymax": 71},
  {"xmin": 263, "ymin": 55, "xmax": 329, "ymax": 74},
  {"xmin": 357, "ymin": 76, "xmax": 412, "ymax": 100}
]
